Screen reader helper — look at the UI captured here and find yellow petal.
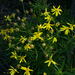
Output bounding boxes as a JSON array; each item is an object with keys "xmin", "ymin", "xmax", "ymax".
[
  {"xmin": 65, "ymin": 29, "xmax": 70, "ymax": 35},
  {"xmin": 43, "ymin": 72, "xmax": 47, "ymax": 75},
  {"xmin": 53, "ymin": 37, "xmax": 57, "ymax": 43},
  {"xmin": 51, "ymin": 60, "xmax": 57, "ymax": 65}
]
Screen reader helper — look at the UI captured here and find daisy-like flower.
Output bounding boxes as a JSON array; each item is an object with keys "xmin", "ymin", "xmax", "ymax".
[
  {"xmin": 51, "ymin": 5, "xmax": 62, "ymax": 16},
  {"xmin": 18, "ymin": 55, "xmax": 26, "ymax": 63},
  {"xmin": 42, "ymin": 8, "xmax": 50, "ymax": 16},
  {"xmin": 31, "ymin": 32, "xmax": 43, "ymax": 41},
  {"xmin": 44, "ymin": 15, "xmax": 53, "ymax": 22},
  {"xmin": 24, "ymin": 43, "xmax": 34, "ymax": 51},
  {"xmin": 19, "ymin": 36, "xmax": 27, "ymax": 44},
  {"xmin": 9, "ymin": 66, "xmax": 19, "ymax": 75},
  {"xmin": 44, "ymin": 54, "xmax": 57, "ymax": 67},
  {"xmin": 21, "ymin": 66, "xmax": 33, "ymax": 75},
  {"xmin": 43, "ymin": 23, "xmax": 53, "ymax": 31},
  {"xmin": 10, "ymin": 51, "xmax": 18, "ymax": 60},
  {"xmin": 37, "ymin": 24, "xmax": 44, "ymax": 30},
  {"xmin": 60, "ymin": 25, "xmax": 72, "ymax": 35}
]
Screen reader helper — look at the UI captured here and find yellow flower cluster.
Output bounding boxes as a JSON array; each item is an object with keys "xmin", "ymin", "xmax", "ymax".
[
  {"xmin": 0, "ymin": 28, "xmax": 16, "ymax": 41},
  {"xmin": 5, "ymin": 5, "xmax": 75, "ymax": 75},
  {"xmin": 10, "ymin": 51, "xmax": 26, "ymax": 63},
  {"xmin": 9, "ymin": 66, "xmax": 33, "ymax": 75},
  {"xmin": 24, "ymin": 43, "xmax": 34, "ymax": 51}
]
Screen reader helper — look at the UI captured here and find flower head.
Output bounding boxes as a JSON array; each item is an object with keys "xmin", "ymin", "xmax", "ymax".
[
  {"xmin": 9, "ymin": 66, "xmax": 19, "ymax": 75},
  {"xmin": 44, "ymin": 15, "xmax": 53, "ymax": 22},
  {"xmin": 21, "ymin": 66, "xmax": 33, "ymax": 75},
  {"xmin": 19, "ymin": 36, "xmax": 27, "ymax": 44},
  {"xmin": 31, "ymin": 32, "xmax": 43, "ymax": 41},
  {"xmin": 18, "ymin": 55, "xmax": 26, "ymax": 63},
  {"xmin": 24, "ymin": 43, "xmax": 34, "ymax": 51},
  {"xmin": 42, "ymin": 8, "xmax": 50, "ymax": 16},
  {"xmin": 10, "ymin": 51, "xmax": 18, "ymax": 60},
  {"xmin": 60, "ymin": 25, "xmax": 71, "ymax": 35},
  {"xmin": 44, "ymin": 54, "xmax": 57, "ymax": 67},
  {"xmin": 51, "ymin": 5, "xmax": 62, "ymax": 16}
]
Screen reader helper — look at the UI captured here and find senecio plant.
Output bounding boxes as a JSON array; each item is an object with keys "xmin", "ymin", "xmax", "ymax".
[{"xmin": 0, "ymin": 5, "xmax": 75, "ymax": 75}]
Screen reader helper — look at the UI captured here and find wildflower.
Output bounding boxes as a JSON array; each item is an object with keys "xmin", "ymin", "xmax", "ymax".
[
  {"xmin": 37, "ymin": 24, "xmax": 44, "ymax": 30},
  {"xmin": 67, "ymin": 22, "xmax": 75, "ymax": 30},
  {"xmin": 44, "ymin": 15, "xmax": 53, "ymax": 22},
  {"xmin": 4, "ymin": 15, "xmax": 12, "ymax": 21},
  {"xmin": 9, "ymin": 28, "xmax": 14, "ymax": 33},
  {"xmin": 9, "ymin": 66, "xmax": 19, "ymax": 75},
  {"xmin": 44, "ymin": 23, "xmax": 53, "ymax": 31},
  {"xmin": 21, "ymin": 66, "xmax": 33, "ymax": 75},
  {"xmin": 21, "ymin": 17, "xmax": 27, "ymax": 22},
  {"xmin": 19, "ymin": 55, "xmax": 26, "ymax": 63},
  {"xmin": 19, "ymin": 36, "xmax": 27, "ymax": 44},
  {"xmin": 51, "ymin": 5, "xmax": 62, "ymax": 16},
  {"xmin": 52, "ymin": 37, "xmax": 57, "ymax": 43},
  {"xmin": 10, "ymin": 51, "xmax": 18, "ymax": 60},
  {"xmin": 4, "ymin": 35, "xmax": 11, "ymax": 40},
  {"xmin": 43, "ymin": 72, "xmax": 47, "ymax": 75},
  {"xmin": 56, "ymin": 22, "xmax": 60, "ymax": 27},
  {"xmin": 0, "ymin": 29, "xmax": 6, "ymax": 35},
  {"xmin": 44, "ymin": 54, "xmax": 57, "ymax": 67},
  {"xmin": 31, "ymin": 32, "xmax": 43, "ymax": 41},
  {"xmin": 60, "ymin": 26, "xmax": 71, "ymax": 35},
  {"xmin": 24, "ymin": 43, "xmax": 34, "ymax": 51},
  {"xmin": 42, "ymin": 8, "xmax": 50, "ymax": 16}
]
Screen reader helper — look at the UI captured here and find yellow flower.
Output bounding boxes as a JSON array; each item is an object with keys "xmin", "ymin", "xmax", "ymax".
[
  {"xmin": 24, "ymin": 43, "xmax": 34, "ymax": 51},
  {"xmin": 19, "ymin": 36, "xmax": 27, "ymax": 44},
  {"xmin": 9, "ymin": 28, "xmax": 14, "ymax": 33},
  {"xmin": 37, "ymin": 24, "xmax": 44, "ymax": 30},
  {"xmin": 44, "ymin": 54, "xmax": 57, "ymax": 67},
  {"xmin": 44, "ymin": 23, "xmax": 53, "ymax": 31},
  {"xmin": 43, "ymin": 72, "xmax": 47, "ymax": 75},
  {"xmin": 21, "ymin": 66, "xmax": 33, "ymax": 75},
  {"xmin": 21, "ymin": 17, "xmax": 26, "ymax": 22},
  {"xmin": 56, "ymin": 22, "xmax": 60, "ymax": 27},
  {"xmin": 60, "ymin": 26, "xmax": 71, "ymax": 35},
  {"xmin": 53, "ymin": 37, "xmax": 57, "ymax": 43},
  {"xmin": 44, "ymin": 15, "xmax": 53, "ymax": 22},
  {"xmin": 9, "ymin": 66, "xmax": 19, "ymax": 75},
  {"xmin": 42, "ymin": 8, "xmax": 50, "ymax": 16},
  {"xmin": 31, "ymin": 32, "xmax": 43, "ymax": 41},
  {"xmin": 10, "ymin": 51, "xmax": 18, "ymax": 60},
  {"xmin": 19, "ymin": 55, "xmax": 26, "ymax": 63},
  {"xmin": 4, "ymin": 34, "xmax": 11, "ymax": 40},
  {"xmin": 0, "ymin": 29, "xmax": 6, "ymax": 35},
  {"xmin": 51, "ymin": 5, "xmax": 62, "ymax": 16},
  {"xmin": 67, "ymin": 22, "xmax": 75, "ymax": 30}
]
